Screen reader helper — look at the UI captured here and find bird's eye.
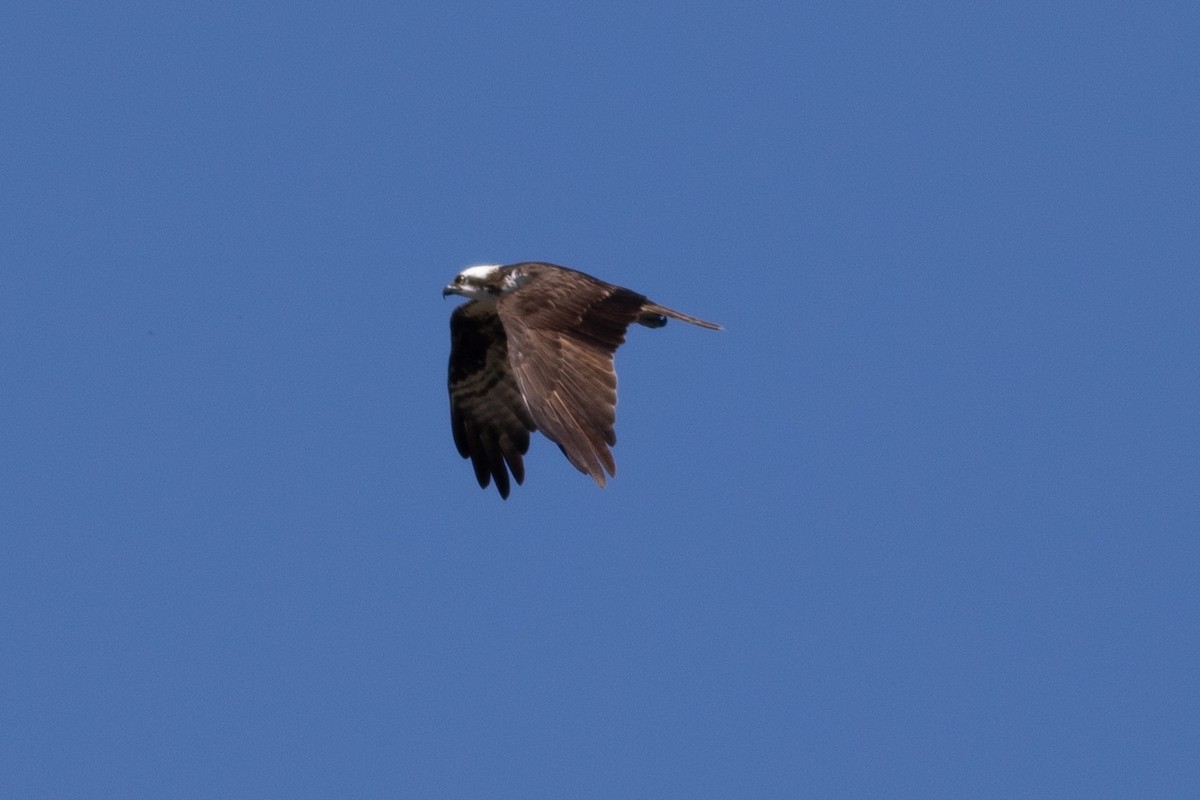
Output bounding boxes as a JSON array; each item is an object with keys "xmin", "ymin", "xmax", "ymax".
[{"xmin": 455, "ymin": 275, "xmax": 465, "ymax": 284}]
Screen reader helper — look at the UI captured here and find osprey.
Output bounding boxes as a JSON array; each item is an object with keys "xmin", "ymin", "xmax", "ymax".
[{"xmin": 443, "ymin": 261, "xmax": 721, "ymax": 498}]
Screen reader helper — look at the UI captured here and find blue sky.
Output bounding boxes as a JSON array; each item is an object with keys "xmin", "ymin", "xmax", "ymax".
[{"xmin": 3, "ymin": 2, "xmax": 1198, "ymax": 797}]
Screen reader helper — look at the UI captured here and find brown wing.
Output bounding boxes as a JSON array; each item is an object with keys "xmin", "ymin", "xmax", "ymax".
[
  {"xmin": 497, "ymin": 268, "xmax": 647, "ymax": 487},
  {"xmin": 448, "ymin": 302, "xmax": 536, "ymax": 499}
]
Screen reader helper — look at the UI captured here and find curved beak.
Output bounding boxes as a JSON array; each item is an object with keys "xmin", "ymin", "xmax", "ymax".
[{"xmin": 442, "ymin": 285, "xmax": 455, "ymax": 299}]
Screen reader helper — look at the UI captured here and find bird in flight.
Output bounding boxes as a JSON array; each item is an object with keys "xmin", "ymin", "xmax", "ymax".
[{"xmin": 443, "ymin": 261, "xmax": 721, "ymax": 498}]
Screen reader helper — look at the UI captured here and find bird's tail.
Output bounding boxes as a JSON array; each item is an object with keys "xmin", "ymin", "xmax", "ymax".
[{"xmin": 639, "ymin": 302, "xmax": 723, "ymax": 331}]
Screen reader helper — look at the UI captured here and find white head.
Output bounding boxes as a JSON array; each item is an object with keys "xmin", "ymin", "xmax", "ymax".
[
  {"xmin": 458, "ymin": 264, "xmax": 503, "ymax": 282},
  {"xmin": 442, "ymin": 263, "xmax": 530, "ymax": 300}
]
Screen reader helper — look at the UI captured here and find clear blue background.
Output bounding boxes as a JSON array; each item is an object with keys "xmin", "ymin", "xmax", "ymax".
[{"xmin": 3, "ymin": 2, "xmax": 1198, "ymax": 797}]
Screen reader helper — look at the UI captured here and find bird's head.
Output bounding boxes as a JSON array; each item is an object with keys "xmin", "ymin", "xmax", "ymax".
[{"xmin": 442, "ymin": 264, "xmax": 530, "ymax": 300}]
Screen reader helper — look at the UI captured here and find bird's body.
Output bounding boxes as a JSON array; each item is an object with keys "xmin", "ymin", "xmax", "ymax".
[{"xmin": 443, "ymin": 262, "xmax": 720, "ymax": 498}]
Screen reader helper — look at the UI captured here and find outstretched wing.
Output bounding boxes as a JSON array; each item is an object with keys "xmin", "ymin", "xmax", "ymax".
[
  {"xmin": 498, "ymin": 270, "xmax": 647, "ymax": 487},
  {"xmin": 448, "ymin": 302, "xmax": 536, "ymax": 499}
]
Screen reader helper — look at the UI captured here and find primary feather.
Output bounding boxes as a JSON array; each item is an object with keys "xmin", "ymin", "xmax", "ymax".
[{"xmin": 444, "ymin": 262, "xmax": 720, "ymax": 498}]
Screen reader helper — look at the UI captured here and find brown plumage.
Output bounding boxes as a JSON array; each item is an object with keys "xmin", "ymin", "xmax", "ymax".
[{"xmin": 444, "ymin": 262, "xmax": 721, "ymax": 498}]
